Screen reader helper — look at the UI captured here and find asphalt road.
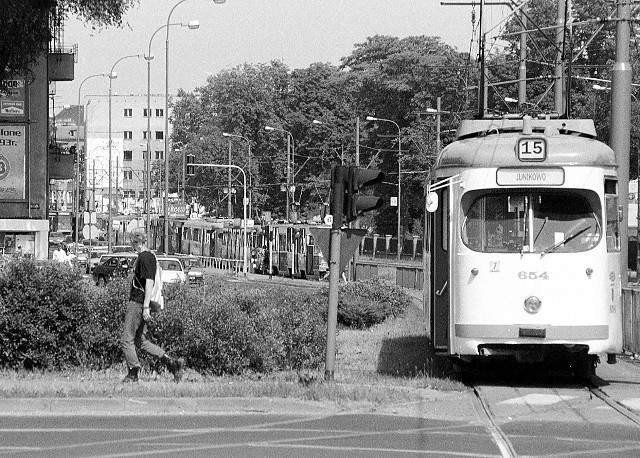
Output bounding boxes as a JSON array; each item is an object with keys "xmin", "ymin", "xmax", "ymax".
[{"xmin": 0, "ymin": 412, "xmax": 497, "ymax": 457}]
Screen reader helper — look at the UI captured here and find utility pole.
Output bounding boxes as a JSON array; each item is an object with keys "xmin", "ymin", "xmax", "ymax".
[
  {"xmin": 611, "ymin": 0, "xmax": 632, "ymax": 286},
  {"xmin": 227, "ymin": 139, "xmax": 232, "ymax": 218}
]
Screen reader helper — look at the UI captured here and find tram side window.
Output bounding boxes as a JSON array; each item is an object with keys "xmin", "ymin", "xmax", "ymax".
[
  {"xmin": 605, "ymin": 194, "xmax": 621, "ymax": 252},
  {"xmin": 441, "ymin": 188, "xmax": 448, "ymax": 251}
]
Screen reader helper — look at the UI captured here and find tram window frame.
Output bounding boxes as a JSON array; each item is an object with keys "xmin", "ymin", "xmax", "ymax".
[
  {"xmin": 461, "ymin": 189, "xmax": 602, "ymax": 254},
  {"xmin": 441, "ymin": 188, "xmax": 448, "ymax": 252},
  {"xmin": 604, "ymin": 178, "xmax": 621, "ymax": 253}
]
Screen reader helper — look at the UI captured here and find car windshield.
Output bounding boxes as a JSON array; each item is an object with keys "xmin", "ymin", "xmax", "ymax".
[
  {"xmin": 461, "ymin": 189, "xmax": 602, "ymax": 254},
  {"xmin": 184, "ymin": 258, "xmax": 201, "ymax": 268}
]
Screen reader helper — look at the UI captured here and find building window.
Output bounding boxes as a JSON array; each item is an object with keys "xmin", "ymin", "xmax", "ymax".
[
  {"xmin": 156, "ymin": 108, "xmax": 164, "ymax": 117},
  {"xmin": 124, "ymin": 131, "xmax": 132, "ymax": 140},
  {"xmin": 123, "ymin": 171, "xmax": 133, "ymax": 180},
  {"xmin": 123, "ymin": 150, "xmax": 132, "ymax": 161},
  {"xmin": 155, "ymin": 131, "xmax": 163, "ymax": 140},
  {"xmin": 155, "ymin": 150, "xmax": 164, "ymax": 160},
  {"xmin": 123, "ymin": 190, "xmax": 136, "ymax": 198},
  {"xmin": 143, "ymin": 108, "xmax": 151, "ymax": 117},
  {"xmin": 142, "ymin": 150, "xmax": 149, "ymax": 160},
  {"xmin": 143, "ymin": 131, "xmax": 149, "ymax": 140},
  {"xmin": 124, "ymin": 108, "xmax": 132, "ymax": 117}
]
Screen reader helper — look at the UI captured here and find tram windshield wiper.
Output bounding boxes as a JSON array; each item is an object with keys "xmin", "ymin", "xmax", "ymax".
[{"xmin": 541, "ymin": 227, "xmax": 590, "ymax": 255}]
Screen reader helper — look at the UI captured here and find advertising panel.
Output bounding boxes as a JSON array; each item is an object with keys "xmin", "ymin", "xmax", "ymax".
[
  {"xmin": 0, "ymin": 125, "xmax": 26, "ymax": 200},
  {"xmin": 0, "ymin": 79, "xmax": 26, "ymax": 117}
]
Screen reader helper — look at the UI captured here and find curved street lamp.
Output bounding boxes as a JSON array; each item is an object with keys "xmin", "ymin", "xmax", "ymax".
[
  {"xmin": 164, "ymin": 0, "xmax": 226, "ymax": 254},
  {"xmin": 75, "ymin": 73, "xmax": 107, "ymax": 255},
  {"xmin": 264, "ymin": 125, "xmax": 294, "ymax": 221},
  {"xmin": 366, "ymin": 115, "xmax": 402, "ymax": 261},
  {"xmin": 108, "ymin": 54, "xmax": 142, "ymax": 252},
  {"xmin": 312, "ymin": 119, "xmax": 345, "ymax": 164},
  {"xmin": 222, "ymin": 132, "xmax": 253, "ymax": 218},
  {"xmin": 147, "ymin": 20, "xmax": 199, "ymax": 235}
]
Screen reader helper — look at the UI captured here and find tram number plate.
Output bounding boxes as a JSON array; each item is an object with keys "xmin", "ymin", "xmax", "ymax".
[
  {"xmin": 518, "ymin": 271, "xmax": 549, "ymax": 280},
  {"xmin": 517, "ymin": 138, "xmax": 547, "ymax": 161}
]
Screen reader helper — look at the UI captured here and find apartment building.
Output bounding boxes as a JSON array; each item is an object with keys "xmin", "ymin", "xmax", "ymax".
[{"xmin": 82, "ymin": 93, "xmax": 168, "ymax": 215}]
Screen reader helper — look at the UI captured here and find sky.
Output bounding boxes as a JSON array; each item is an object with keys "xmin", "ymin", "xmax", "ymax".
[{"xmin": 52, "ymin": 0, "xmax": 511, "ymax": 110}]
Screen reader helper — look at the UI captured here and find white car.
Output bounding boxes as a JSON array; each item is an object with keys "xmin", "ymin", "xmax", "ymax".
[{"xmin": 156, "ymin": 256, "xmax": 187, "ymax": 284}]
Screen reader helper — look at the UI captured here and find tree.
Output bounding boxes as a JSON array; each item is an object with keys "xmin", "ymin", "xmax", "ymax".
[
  {"xmin": 341, "ymin": 35, "xmax": 470, "ymax": 235},
  {"xmin": 0, "ymin": 0, "xmax": 138, "ymax": 83}
]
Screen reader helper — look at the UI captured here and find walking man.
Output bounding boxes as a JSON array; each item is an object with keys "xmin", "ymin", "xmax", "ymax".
[{"xmin": 121, "ymin": 230, "xmax": 183, "ymax": 383}]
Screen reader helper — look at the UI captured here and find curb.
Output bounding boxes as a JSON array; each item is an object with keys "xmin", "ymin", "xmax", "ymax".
[
  {"xmin": 0, "ymin": 397, "xmax": 342, "ymax": 416},
  {"xmin": 0, "ymin": 391, "xmax": 479, "ymax": 419}
]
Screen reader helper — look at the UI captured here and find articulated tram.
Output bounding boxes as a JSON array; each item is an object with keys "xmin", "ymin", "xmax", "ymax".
[{"xmin": 428, "ymin": 116, "xmax": 623, "ymax": 377}]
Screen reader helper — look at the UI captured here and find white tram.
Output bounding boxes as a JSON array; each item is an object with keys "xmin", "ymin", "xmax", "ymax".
[{"xmin": 428, "ymin": 116, "xmax": 623, "ymax": 376}]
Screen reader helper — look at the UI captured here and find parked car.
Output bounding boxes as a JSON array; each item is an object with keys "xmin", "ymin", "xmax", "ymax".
[
  {"xmin": 177, "ymin": 254, "xmax": 205, "ymax": 285},
  {"xmin": 92, "ymin": 253, "xmax": 138, "ymax": 286},
  {"xmin": 156, "ymin": 256, "xmax": 187, "ymax": 284},
  {"xmin": 48, "ymin": 231, "xmax": 66, "ymax": 245},
  {"xmin": 112, "ymin": 245, "xmax": 135, "ymax": 253},
  {"xmin": 87, "ymin": 246, "xmax": 109, "ymax": 274}
]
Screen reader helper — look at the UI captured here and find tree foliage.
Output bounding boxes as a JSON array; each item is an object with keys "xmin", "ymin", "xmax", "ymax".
[
  {"xmin": 0, "ymin": 0, "xmax": 138, "ymax": 83},
  {"xmin": 172, "ymin": 36, "xmax": 473, "ymax": 235}
]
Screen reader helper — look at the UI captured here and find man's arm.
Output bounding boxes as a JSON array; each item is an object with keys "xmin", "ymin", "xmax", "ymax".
[{"xmin": 142, "ymin": 278, "xmax": 154, "ymax": 320}]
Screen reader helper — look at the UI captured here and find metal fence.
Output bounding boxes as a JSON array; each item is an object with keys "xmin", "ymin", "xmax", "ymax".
[{"xmin": 622, "ymin": 287, "xmax": 640, "ymax": 356}]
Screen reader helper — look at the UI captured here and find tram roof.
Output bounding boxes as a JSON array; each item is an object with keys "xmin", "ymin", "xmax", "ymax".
[
  {"xmin": 455, "ymin": 117, "xmax": 598, "ymax": 139},
  {"xmin": 437, "ymin": 118, "xmax": 616, "ymax": 169}
]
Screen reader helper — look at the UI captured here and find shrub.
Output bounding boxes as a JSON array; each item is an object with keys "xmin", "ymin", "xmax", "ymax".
[
  {"xmin": 152, "ymin": 284, "xmax": 327, "ymax": 375},
  {"xmin": 0, "ymin": 259, "xmax": 92, "ymax": 370},
  {"xmin": 78, "ymin": 277, "xmax": 131, "ymax": 369},
  {"xmin": 338, "ymin": 278, "xmax": 412, "ymax": 329}
]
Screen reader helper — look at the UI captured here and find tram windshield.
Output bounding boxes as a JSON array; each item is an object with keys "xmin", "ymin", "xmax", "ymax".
[{"xmin": 461, "ymin": 190, "xmax": 602, "ymax": 254}]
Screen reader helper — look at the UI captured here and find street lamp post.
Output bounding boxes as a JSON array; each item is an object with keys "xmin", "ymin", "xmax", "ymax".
[
  {"xmin": 312, "ymin": 119, "xmax": 345, "ymax": 164},
  {"xmin": 265, "ymin": 126, "xmax": 294, "ymax": 221},
  {"xmin": 108, "ymin": 54, "xmax": 141, "ymax": 253},
  {"xmin": 366, "ymin": 116, "xmax": 402, "ymax": 261},
  {"xmin": 424, "ymin": 97, "xmax": 451, "ymax": 155},
  {"xmin": 222, "ymin": 132, "xmax": 252, "ymax": 218},
  {"xmin": 147, "ymin": 20, "xmax": 199, "ymax": 236},
  {"xmin": 75, "ymin": 73, "xmax": 106, "ymax": 255},
  {"xmin": 164, "ymin": 0, "xmax": 226, "ymax": 254},
  {"xmin": 192, "ymin": 162, "xmax": 248, "ymax": 276}
]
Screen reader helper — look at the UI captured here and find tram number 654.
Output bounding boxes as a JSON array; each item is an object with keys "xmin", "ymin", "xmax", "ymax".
[{"xmin": 518, "ymin": 271, "xmax": 549, "ymax": 280}]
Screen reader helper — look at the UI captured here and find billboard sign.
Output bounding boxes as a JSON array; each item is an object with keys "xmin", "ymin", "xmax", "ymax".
[
  {"xmin": 0, "ymin": 125, "xmax": 26, "ymax": 200},
  {"xmin": 0, "ymin": 79, "xmax": 26, "ymax": 117}
]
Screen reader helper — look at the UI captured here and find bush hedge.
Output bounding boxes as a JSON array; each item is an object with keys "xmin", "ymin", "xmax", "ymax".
[
  {"xmin": 338, "ymin": 277, "xmax": 413, "ymax": 329},
  {"xmin": 0, "ymin": 259, "xmax": 327, "ymax": 374},
  {"xmin": 0, "ymin": 259, "xmax": 91, "ymax": 370},
  {"xmin": 0, "ymin": 259, "xmax": 412, "ymax": 373}
]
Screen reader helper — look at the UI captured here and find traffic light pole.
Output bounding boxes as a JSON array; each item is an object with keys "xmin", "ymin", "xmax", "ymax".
[{"xmin": 325, "ymin": 165, "xmax": 347, "ymax": 381}]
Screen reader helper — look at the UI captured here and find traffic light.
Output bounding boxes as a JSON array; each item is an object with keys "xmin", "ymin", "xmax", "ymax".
[
  {"xmin": 186, "ymin": 154, "xmax": 196, "ymax": 176},
  {"xmin": 345, "ymin": 166, "xmax": 385, "ymax": 222}
]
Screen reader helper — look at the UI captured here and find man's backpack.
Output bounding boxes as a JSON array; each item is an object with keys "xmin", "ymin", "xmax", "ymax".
[{"xmin": 149, "ymin": 254, "xmax": 164, "ymax": 311}]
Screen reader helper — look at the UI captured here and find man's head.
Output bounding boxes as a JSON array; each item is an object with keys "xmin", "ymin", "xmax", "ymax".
[{"xmin": 130, "ymin": 231, "xmax": 148, "ymax": 253}]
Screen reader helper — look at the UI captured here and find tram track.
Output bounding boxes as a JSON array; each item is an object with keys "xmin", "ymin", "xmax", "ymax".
[
  {"xmin": 588, "ymin": 382, "xmax": 640, "ymax": 428},
  {"xmin": 469, "ymin": 374, "xmax": 640, "ymax": 458},
  {"xmin": 471, "ymin": 385, "xmax": 518, "ymax": 458}
]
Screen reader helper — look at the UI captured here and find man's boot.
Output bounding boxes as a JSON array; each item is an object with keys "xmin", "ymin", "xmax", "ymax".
[
  {"xmin": 161, "ymin": 354, "xmax": 184, "ymax": 383},
  {"xmin": 122, "ymin": 366, "xmax": 140, "ymax": 383}
]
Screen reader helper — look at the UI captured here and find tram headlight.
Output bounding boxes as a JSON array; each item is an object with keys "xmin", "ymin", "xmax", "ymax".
[{"xmin": 524, "ymin": 296, "xmax": 542, "ymax": 314}]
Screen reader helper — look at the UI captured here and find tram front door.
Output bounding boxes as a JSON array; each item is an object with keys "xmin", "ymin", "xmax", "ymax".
[{"xmin": 430, "ymin": 186, "xmax": 450, "ymax": 351}]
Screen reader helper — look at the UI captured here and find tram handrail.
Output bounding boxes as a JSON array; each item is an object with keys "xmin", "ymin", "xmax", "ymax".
[{"xmin": 621, "ymin": 287, "xmax": 640, "ymax": 357}]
